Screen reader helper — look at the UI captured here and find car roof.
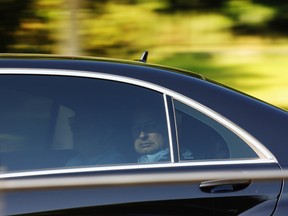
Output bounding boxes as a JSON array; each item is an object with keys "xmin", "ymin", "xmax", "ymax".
[{"xmin": 0, "ymin": 53, "xmax": 205, "ymax": 79}]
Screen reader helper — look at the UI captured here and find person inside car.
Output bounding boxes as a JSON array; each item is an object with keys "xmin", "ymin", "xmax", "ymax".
[
  {"xmin": 131, "ymin": 106, "xmax": 170, "ymax": 163},
  {"xmin": 66, "ymin": 111, "xmax": 127, "ymax": 167}
]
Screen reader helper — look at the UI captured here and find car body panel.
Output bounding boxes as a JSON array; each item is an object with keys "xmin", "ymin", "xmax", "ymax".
[
  {"xmin": 0, "ymin": 55, "xmax": 286, "ymax": 215},
  {"xmin": 2, "ymin": 163, "xmax": 282, "ymax": 215}
]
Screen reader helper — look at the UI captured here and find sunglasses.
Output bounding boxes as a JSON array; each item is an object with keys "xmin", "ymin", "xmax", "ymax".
[{"xmin": 132, "ymin": 121, "xmax": 163, "ymax": 138}]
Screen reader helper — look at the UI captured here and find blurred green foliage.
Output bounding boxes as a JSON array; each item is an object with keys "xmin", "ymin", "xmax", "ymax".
[
  {"xmin": 1, "ymin": 0, "xmax": 288, "ymax": 56},
  {"xmin": 0, "ymin": 0, "xmax": 287, "ymax": 109},
  {"xmin": 157, "ymin": 52, "xmax": 288, "ymax": 110}
]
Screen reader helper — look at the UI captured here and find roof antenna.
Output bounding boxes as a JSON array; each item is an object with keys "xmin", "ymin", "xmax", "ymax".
[{"xmin": 139, "ymin": 51, "xmax": 148, "ymax": 63}]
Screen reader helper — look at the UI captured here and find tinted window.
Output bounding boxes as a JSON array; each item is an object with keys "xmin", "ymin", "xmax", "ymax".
[
  {"xmin": 0, "ymin": 75, "xmax": 169, "ymax": 172},
  {"xmin": 174, "ymin": 100, "xmax": 258, "ymax": 160}
]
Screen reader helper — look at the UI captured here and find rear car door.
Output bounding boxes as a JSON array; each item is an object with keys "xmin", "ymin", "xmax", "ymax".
[{"xmin": 169, "ymin": 97, "xmax": 282, "ymax": 215}]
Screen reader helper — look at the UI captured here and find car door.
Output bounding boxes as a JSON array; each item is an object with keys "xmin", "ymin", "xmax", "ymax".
[
  {"xmin": 168, "ymin": 97, "xmax": 282, "ymax": 215},
  {"xmin": 0, "ymin": 70, "xmax": 282, "ymax": 215}
]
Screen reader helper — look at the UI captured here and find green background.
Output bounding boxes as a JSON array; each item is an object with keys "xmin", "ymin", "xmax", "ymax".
[{"xmin": 1, "ymin": 0, "xmax": 287, "ymax": 110}]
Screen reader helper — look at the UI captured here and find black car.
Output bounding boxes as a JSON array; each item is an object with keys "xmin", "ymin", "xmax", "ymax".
[{"xmin": 0, "ymin": 53, "xmax": 287, "ymax": 215}]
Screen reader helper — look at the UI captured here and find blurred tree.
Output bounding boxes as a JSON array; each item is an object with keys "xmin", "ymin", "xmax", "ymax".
[
  {"xmin": 253, "ymin": 0, "xmax": 288, "ymax": 34},
  {"xmin": 79, "ymin": 0, "xmax": 147, "ymax": 57},
  {"xmin": 164, "ymin": 0, "xmax": 226, "ymax": 11},
  {"xmin": 160, "ymin": 0, "xmax": 288, "ymax": 37},
  {"xmin": 1, "ymin": 0, "xmax": 288, "ymax": 56},
  {"xmin": 58, "ymin": 0, "xmax": 81, "ymax": 55},
  {"xmin": 0, "ymin": 0, "xmax": 33, "ymax": 52},
  {"xmin": 0, "ymin": 0, "xmax": 55, "ymax": 53},
  {"xmin": 225, "ymin": 0, "xmax": 288, "ymax": 36}
]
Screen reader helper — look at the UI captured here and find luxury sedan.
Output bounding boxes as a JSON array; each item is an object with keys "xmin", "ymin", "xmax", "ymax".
[{"xmin": 0, "ymin": 53, "xmax": 287, "ymax": 215}]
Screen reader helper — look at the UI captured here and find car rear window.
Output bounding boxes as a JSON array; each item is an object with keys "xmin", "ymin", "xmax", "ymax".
[{"xmin": 174, "ymin": 100, "xmax": 259, "ymax": 161}]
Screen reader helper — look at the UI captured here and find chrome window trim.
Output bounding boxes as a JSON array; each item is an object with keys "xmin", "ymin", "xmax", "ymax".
[
  {"xmin": 163, "ymin": 94, "xmax": 174, "ymax": 163},
  {"xmin": 0, "ymin": 158, "xmax": 276, "ymax": 179},
  {"xmin": 0, "ymin": 68, "xmax": 276, "ymax": 162},
  {"xmin": 172, "ymin": 95, "xmax": 274, "ymax": 160},
  {"xmin": 1, "ymin": 168, "xmax": 287, "ymax": 192}
]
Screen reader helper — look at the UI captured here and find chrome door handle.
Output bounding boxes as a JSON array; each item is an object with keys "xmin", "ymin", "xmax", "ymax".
[{"xmin": 200, "ymin": 179, "xmax": 251, "ymax": 193}]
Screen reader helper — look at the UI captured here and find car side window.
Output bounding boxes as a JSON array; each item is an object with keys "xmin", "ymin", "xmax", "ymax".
[
  {"xmin": 0, "ymin": 75, "xmax": 170, "ymax": 172},
  {"xmin": 174, "ymin": 100, "xmax": 258, "ymax": 161}
]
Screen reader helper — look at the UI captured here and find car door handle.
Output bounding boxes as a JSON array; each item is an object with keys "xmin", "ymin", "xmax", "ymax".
[{"xmin": 199, "ymin": 179, "xmax": 251, "ymax": 193}]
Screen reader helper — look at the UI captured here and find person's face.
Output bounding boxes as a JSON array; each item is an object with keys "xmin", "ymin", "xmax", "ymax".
[{"xmin": 132, "ymin": 110, "xmax": 165, "ymax": 155}]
